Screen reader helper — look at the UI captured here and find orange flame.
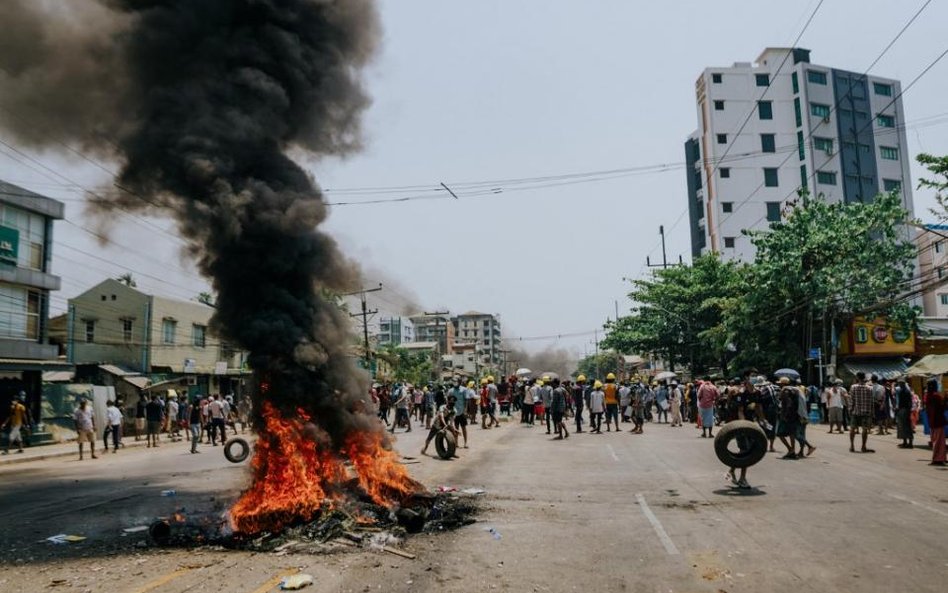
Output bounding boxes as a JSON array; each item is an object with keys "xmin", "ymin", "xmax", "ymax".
[{"xmin": 229, "ymin": 401, "xmax": 422, "ymax": 535}]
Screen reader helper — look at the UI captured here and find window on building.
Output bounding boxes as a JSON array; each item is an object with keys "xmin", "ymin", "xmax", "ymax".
[
  {"xmin": 712, "ymin": 73, "xmax": 722, "ymax": 84},
  {"xmin": 814, "ymin": 137, "xmax": 834, "ymax": 153},
  {"xmin": 483, "ymin": 339, "xmax": 489, "ymax": 346},
  {"xmin": 883, "ymin": 179, "xmax": 902, "ymax": 193},
  {"xmin": 935, "ymin": 240, "xmax": 944, "ymax": 254},
  {"xmin": 722, "ymin": 202, "xmax": 733, "ymax": 213},
  {"xmin": 766, "ymin": 202, "xmax": 781, "ymax": 222},
  {"xmin": 810, "ymin": 103, "xmax": 831, "ymax": 119},
  {"xmin": 791, "ymin": 72, "xmax": 799, "ymax": 94},
  {"xmin": 714, "ymin": 100, "xmax": 725, "ymax": 111},
  {"xmin": 873, "ymin": 82, "xmax": 892, "ymax": 96},
  {"xmin": 816, "ymin": 171, "xmax": 837, "ymax": 185},
  {"xmin": 807, "ymin": 70, "xmax": 827, "ymax": 85},
  {"xmin": 800, "ymin": 165, "xmax": 808, "ymax": 189},
  {"xmin": 0, "ymin": 285, "xmax": 40, "ymax": 340},
  {"xmin": 764, "ymin": 168, "xmax": 779, "ymax": 187},
  {"xmin": 122, "ymin": 318, "xmax": 133, "ymax": 344},
  {"xmin": 876, "ymin": 114, "xmax": 895, "ymax": 128},
  {"xmin": 720, "ymin": 168, "xmax": 731, "ymax": 179},
  {"xmin": 192, "ymin": 324, "xmax": 206, "ymax": 348},
  {"xmin": 797, "ymin": 131, "xmax": 805, "ymax": 161},
  {"xmin": 724, "ymin": 237, "xmax": 736, "ymax": 249},
  {"xmin": 941, "ymin": 294, "xmax": 948, "ymax": 306},
  {"xmin": 880, "ymin": 146, "xmax": 899, "ymax": 160},
  {"xmin": 794, "ymin": 97, "xmax": 802, "ymax": 127},
  {"xmin": 761, "ymin": 133, "xmax": 776, "ymax": 153},
  {"xmin": 755, "ymin": 73, "xmax": 769, "ymax": 87},
  {"xmin": 758, "ymin": 101, "xmax": 773, "ymax": 120},
  {"xmin": 716, "ymin": 134, "xmax": 727, "ymax": 144},
  {"xmin": 162, "ymin": 319, "xmax": 176, "ymax": 344},
  {"xmin": 85, "ymin": 320, "xmax": 95, "ymax": 344},
  {"xmin": 940, "ymin": 268, "xmax": 945, "ymax": 280}
]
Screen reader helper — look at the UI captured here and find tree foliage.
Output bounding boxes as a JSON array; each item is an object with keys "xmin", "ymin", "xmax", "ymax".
[
  {"xmin": 601, "ymin": 254, "xmax": 744, "ymax": 373},
  {"xmin": 573, "ymin": 351, "xmax": 625, "ymax": 381},
  {"xmin": 377, "ymin": 344, "xmax": 434, "ymax": 385},
  {"xmin": 919, "ymin": 153, "xmax": 948, "ymax": 218}
]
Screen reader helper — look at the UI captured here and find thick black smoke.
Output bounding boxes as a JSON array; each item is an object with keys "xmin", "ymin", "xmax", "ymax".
[{"xmin": 0, "ymin": 0, "xmax": 383, "ymax": 446}]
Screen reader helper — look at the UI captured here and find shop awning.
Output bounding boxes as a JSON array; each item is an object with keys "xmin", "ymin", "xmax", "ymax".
[
  {"xmin": 842, "ymin": 359, "xmax": 908, "ymax": 380},
  {"xmin": 906, "ymin": 354, "xmax": 948, "ymax": 376},
  {"xmin": 0, "ymin": 358, "xmax": 74, "ymax": 372}
]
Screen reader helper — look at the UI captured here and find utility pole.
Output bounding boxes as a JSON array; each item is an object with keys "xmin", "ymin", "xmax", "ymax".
[
  {"xmin": 646, "ymin": 225, "xmax": 684, "ymax": 269},
  {"xmin": 345, "ymin": 283, "xmax": 383, "ymax": 376},
  {"xmin": 594, "ymin": 329, "xmax": 600, "ymax": 379}
]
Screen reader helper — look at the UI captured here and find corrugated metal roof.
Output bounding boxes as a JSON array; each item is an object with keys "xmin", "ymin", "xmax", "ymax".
[
  {"xmin": 842, "ymin": 359, "xmax": 908, "ymax": 380},
  {"xmin": 123, "ymin": 376, "xmax": 151, "ymax": 389},
  {"xmin": 99, "ymin": 364, "xmax": 134, "ymax": 376}
]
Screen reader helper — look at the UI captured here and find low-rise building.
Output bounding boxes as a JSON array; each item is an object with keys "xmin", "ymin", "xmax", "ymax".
[
  {"xmin": 378, "ymin": 316, "xmax": 414, "ymax": 346},
  {"xmin": 916, "ymin": 224, "xmax": 948, "ymax": 318},
  {"xmin": 410, "ymin": 313, "xmax": 454, "ymax": 355},
  {"xmin": 454, "ymin": 311, "xmax": 502, "ymax": 365}
]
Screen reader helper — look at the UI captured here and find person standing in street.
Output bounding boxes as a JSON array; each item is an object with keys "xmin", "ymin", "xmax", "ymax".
[
  {"xmin": 824, "ymin": 379, "xmax": 847, "ymax": 434},
  {"xmin": 145, "ymin": 393, "xmax": 164, "ymax": 448},
  {"xmin": 775, "ymin": 377, "xmax": 800, "ymax": 459},
  {"xmin": 421, "ymin": 394, "xmax": 459, "ymax": 457},
  {"xmin": 619, "ymin": 380, "xmax": 632, "ymax": 423},
  {"xmin": 188, "ymin": 397, "xmax": 203, "ymax": 454},
  {"xmin": 134, "ymin": 396, "xmax": 146, "ymax": 441},
  {"xmin": 668, "ymin": 381, "xmax": 683, "ymax": 427},
  {"xmin": 572, "ymin": 375, "xmax": 586, "ymax": 433},
  {"xmin": 630, "ymin": 380, "xmax": 646, "ymax": 434},
  {"xmin": 848, "ymin": 372, "xmax": 875, "ymax": 454},
  {"xmin": 2, "ymin": 393, "xmax": 29, "ymax": 455},
  {"xmin": 588, "ymin": 381, "xmax": 605, "ymax": 434},
  {"xmin": 450, "ymin": 381, "xmax": 469, "ymax": 448},
  {"xmin": 654, "ymin": 381, "xmax": 669, "ymax": 424},
  {"xmin": 390, "ymin": 384, "xmax": 412, "ymax": 433},
  {"xmin": 697, "ymin": 377, "xmax": 719, "ymax": 438},
  {"xmin": 73, "ymin": 399, "xmax": 97, "ymax": 460},
  {"xmin": 794, "ymin": 381, "xmax": 816, "ymax": 458},
  {"xmin": 539, "ymin": 377, "xmax": 552, "ymax": 433},
  {"xmin": 925, "ymin": 379, "xmax": 946, "ymax": 466},
  {"xmin": 549, "ymin": 378, "xmax": 569, "ymax": 440},
  {"xmin": 104, "ymin": 400, "xmax": 123, "ymax": 453},
  {"xmin": 895, "ymin": 379, "xmax": 914, "ymax": 449},
  {"xmin": 602, "ymin": 373, "xmax": 619, "ymax": 432},
  {"xmin": 207, "ymin": 394, "xmax": 227, "ymax": 444},
  {"xmin": 485, "ymin": 376, "xmax": 500, "ymax": 429}
]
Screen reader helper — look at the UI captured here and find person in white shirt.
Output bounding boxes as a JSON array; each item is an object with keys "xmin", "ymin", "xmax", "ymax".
[
  {"xmin": 104, "ymin": 400, "xmax": 124, "ymax": 453},
  {"xmin": 588, "ymin": 381, "xmax": 605, "ymax": 434},
  {"xmin": 167, "ymin": 396, "xmax": 180, "ymax": 440},
  {"xmin": 824, "ymin": 379, "xmax": 848, "ymax": 434}
]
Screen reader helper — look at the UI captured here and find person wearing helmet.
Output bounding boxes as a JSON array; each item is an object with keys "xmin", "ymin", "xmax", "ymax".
[
  {"xmin": 602, "ymin": 373, "xmax": 620, "ymax": 432},
  {"xmin": 550, "ymin": 378, "xmax": 569, "ymax": 439},
  {"xmin": 465, "ymin": 380, "xmax": 479, "ymax": 425},
  {"xmin": 589, "ymin": 381, "xmax": 605, "ymax": 434},
  {"xmin": 572, "ymin": 375, "xmax": 587, "ymax": 433},
  {"xmin": 539, "ymin": 376, "xmax": 553, "ymax": 434}
]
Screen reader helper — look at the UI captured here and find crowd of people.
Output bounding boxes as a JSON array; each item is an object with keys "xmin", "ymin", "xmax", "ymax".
[
  {"xmin": 69, "ymin": 392, "xmax": 251, "ymax": 460},
  {"xmin": 368, "ymin": 369, "xmax": 948, "ymax": 472}
]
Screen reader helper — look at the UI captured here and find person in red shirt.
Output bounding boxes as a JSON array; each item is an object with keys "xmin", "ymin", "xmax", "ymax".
[{"xmin": 925, "ymin": 379, "xmax": 946, "ymax": 466}]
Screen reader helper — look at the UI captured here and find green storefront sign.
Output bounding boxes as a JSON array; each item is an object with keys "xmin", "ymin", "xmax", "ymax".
[{"xmin": 0, "ymin": 226, "xmax": 18, "ymax": 265}]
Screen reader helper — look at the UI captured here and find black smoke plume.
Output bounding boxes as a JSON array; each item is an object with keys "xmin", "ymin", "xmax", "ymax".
[{"xmin": 0, "ymin": 0, "xmax": 383, "ymax": 446}]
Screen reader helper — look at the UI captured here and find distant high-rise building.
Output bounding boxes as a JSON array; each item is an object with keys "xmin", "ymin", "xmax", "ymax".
[
  {"xmin": 378, "ymin": 316, "xmax": 414, "ymax": 346},
  {"xmin": 686, "ymin": 47, "xmax": 915, "ymax": 262}
]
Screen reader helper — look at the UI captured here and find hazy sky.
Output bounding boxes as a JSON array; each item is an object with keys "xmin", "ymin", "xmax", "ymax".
[{"xmin": 2, "ymin": 0, "xmax": 947, "ymax": 358}]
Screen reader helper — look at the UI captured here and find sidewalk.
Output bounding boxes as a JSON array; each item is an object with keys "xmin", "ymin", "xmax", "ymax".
[{"xmin": 0, "ymin": 435, "xmax": 173, "ymax": 466}]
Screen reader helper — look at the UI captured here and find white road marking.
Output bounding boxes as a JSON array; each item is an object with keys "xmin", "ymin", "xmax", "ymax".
[
  {"xmin": 888, "ymin": 493, "xmax": 948, "ymax": 520},
  {"xmin": 606, "ymin": 444, "xmax": 619, "ymax": 461},
  {"xmin": 635, "ymin": 493, "xmax": 680, "ymax": 555}
]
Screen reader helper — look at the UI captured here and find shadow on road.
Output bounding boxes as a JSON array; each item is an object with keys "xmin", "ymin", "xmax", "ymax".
[{"xmin": 711, "ymin": 487, "xmax": 767, "ymax": 497}]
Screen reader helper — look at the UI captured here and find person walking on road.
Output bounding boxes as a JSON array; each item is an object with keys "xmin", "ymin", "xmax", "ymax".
[
  {"xmin": 450, "ymin": 382, "xmax": 469, "ymax": 448},
  {"xmin": 73, "ymin": 399, "xmax": 97, "ymax": 460},
  {"xmin": 925, "ymin": 379, "xmax": 946, "ymax": 466},
  {"xmin": 825, "ymin": 379, "xmax": 847, "ymax": 434},
  {"xmin": 134, "ymin": 396, "xmax": 146, "ymax": 441},
  {"xmin": 895, "ymin": 379, "xmax": 914, "ymax": 449},
  {"xmin": 207, "ymin": 394, "xmax": 227, "ymax": 445},
  {"xmin": 2, "ymin": 393, "xmax": 29, "ymax": 455},
  {"xmin": 188, "ymin": 397, "xmax": 203, "ymax": 454},
  {"xmin": 421, "ymin": 394, "xmax": 459, "ymax": 457},
  {"xmin": 848, "ymin": 372, "xmax": 875, "ymax": 454},
  {"xmin": 776, "ymin": 377, "xmax": 800, "ymax": 459},
  {"xmin": 794, "ymin": 381, "xmax": 816, "ymax": 458},
  {"xmin": 668, "ymin": 381, "xmax": 683, "ymax": 427},
  {"xmin": 539, "ymin": 377, "xmax": 553, "ymax": 433},
  {"xmin": 654, "ymin": 381, "xmax": 669, "ymax": 424},
  {"xmin": 588, "ymin": 381, "xmax": 605, "ymax": 434},
  {"xmin": 630, "ymin": 380, "xmax": 646, "ymax": 434},
  {"xmin": 572, "ymin": 375, "xmax": 586, "ymax": 433},
  {"xmin": 390, "ymin": 384, "xmax": 412, "ymax": 434},
  {"xmin": 550, "ymin": 378, "xmax": 569, "ymax": 440},
  {"xmin": 602, "ymin": 373, "xmax": 620, "ymax": 432},
  {"xmin": 697, "ymin": 377, "xmax": 719, "ymax": 438},
  {"xmin": 104, "ymin": 400, "xmax": 123, "ymax": 453}
]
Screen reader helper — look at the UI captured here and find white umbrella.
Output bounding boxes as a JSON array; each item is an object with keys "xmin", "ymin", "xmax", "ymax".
[
  {"xmin": 655, "ymin": 371, "xmax": 677, "ymax": 381},
  {"xmin": 515, "ymin": 368, "xmax": 533, "ymax": 377}
]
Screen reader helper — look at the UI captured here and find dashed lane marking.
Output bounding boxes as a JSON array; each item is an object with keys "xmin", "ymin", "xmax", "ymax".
[
  {"xmin": 635, "ymin": 492, "xmax": 680, "ymax": 555},
  {"xmin": 606, "ymin": 444, "xmax": 620, "ymax": 461},
  {"xmin": 888, "ymin": 493, "xmax": 948, "ymax": 520}
]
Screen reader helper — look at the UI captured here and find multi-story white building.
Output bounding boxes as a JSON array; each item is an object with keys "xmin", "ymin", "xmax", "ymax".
[
  {"xmin": 917, "ymin": 225, "xmax": 948, "ymax": 318},
  {"xmin": 453, "ymin": 311, "xmax": 502, "ymax": 365},
  {"xmin": 687, "ymin": 47, "xmax": 915, "ymax": 262},
  {"xmin": 377, "ymin": 316, "xmax": 414, "ymax": 346}
]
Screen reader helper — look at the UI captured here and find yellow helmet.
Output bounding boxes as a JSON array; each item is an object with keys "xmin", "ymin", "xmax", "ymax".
[
  {"xmin": 467, "ymin": 381, "xmax": 475, "ymax": 388},
  {"xmin": 593, "ymin": 380, "xmax": 603, "ymax": 389},
  {"xmin": 480, "ymin": 378, "xmax": 488, "ymax": 385},
  {"xmin": 542, "ymin": 375, "xmax": 551, "ymax": 382},
  {"xmin": 536, "ymin": 379, "xmax": 543, "ymax": 387},
  {"xmin": 487, "ymin": 375, "xmax": 494, "ymax": 383},
  {"xmin": 606, "ymin": 372, "xmax": 616, "ymax": 381},
  {"xmin": 576, "ymin": 374, "xmax": 587, "ymax": 383}
]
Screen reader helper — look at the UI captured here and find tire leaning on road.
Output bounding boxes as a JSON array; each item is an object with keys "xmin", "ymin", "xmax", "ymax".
[
  {"xmin": 434, "ymin": 431, "xmax": 457, "ymax": 460},
  {"xmin": 224, "ymin": 437, "xmax": 251, "ymax": 463},
  {"xmin": 713, "ymin": 420, "xmax": 767, "ymax": 468}
]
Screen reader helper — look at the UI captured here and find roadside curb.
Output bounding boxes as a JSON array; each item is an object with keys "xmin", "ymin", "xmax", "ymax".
[{"xmin": 0, "ymin": 438, "xmax": 157, "ymax": 467}]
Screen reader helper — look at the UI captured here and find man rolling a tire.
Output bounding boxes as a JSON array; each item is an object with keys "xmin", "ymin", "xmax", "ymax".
[
  {"xmin": 724, "ymin": 377, "xmax": 760, "ymax": 489},
  {"xmin": 421, "ymin": 394, "xmax": 459, "ymax": 457}
]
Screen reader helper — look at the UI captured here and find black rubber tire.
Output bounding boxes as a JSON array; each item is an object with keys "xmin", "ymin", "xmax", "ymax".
[
  {"xmin": 713, "ymin": 420, "xmax": 767, "ymax": 469},
  {"xmin": 434, "ymin": 431, "xmax": 457, "ymax": 460},
  {"xmin": 224, "ymin": 437, "xmax": 250, "ymax": 463}
]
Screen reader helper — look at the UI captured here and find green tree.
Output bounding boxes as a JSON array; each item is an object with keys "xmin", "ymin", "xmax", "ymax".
[
  {"xmin": 725, "ymin": 191, "xmax": 917, "ymax": 371},
  {"xmin": 377, "ymin": 344, "xmax": 434, "ymax": 385},
  {"xmin": 918, "ymin": 153, "xmax": 948, "ymax": 217},
  {"xmin": 197, "ymin": 291, "xmax": 215, "ymax": 306},
  {"xmin": 116, "ymin": 273, "xmax": 136, "ymax": 287},
  {"xmin": 602, "ymin": 254, "xmax": 744, "ymax": 374},
  {"xmin": 573, "ymin": 351, "xmax": 624, "ymax": 381}
]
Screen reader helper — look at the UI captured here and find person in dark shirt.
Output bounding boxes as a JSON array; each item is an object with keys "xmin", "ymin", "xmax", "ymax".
[
  {"xmin": 775, "ymin": 377, "xmax": 800, "ymax": 459},
  {"xmin": 144, "ymin": 394, "xmax": 164, "ymax": 448},
  {"xmin": 550, "ymin": 378, "xmax": 569, "ymax": 440},
  {"xmin": 895, "ymin": 380, "xmax": 914, "ymax": 449},
  {"xmin": 134, "ymin": 397, "xmax": 147, "ymax": 441}
]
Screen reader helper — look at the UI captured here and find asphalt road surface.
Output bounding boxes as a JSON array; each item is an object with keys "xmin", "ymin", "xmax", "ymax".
[{"xmin": 0, "ymin": 416, "xmax": 946, "ymax": 593}]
